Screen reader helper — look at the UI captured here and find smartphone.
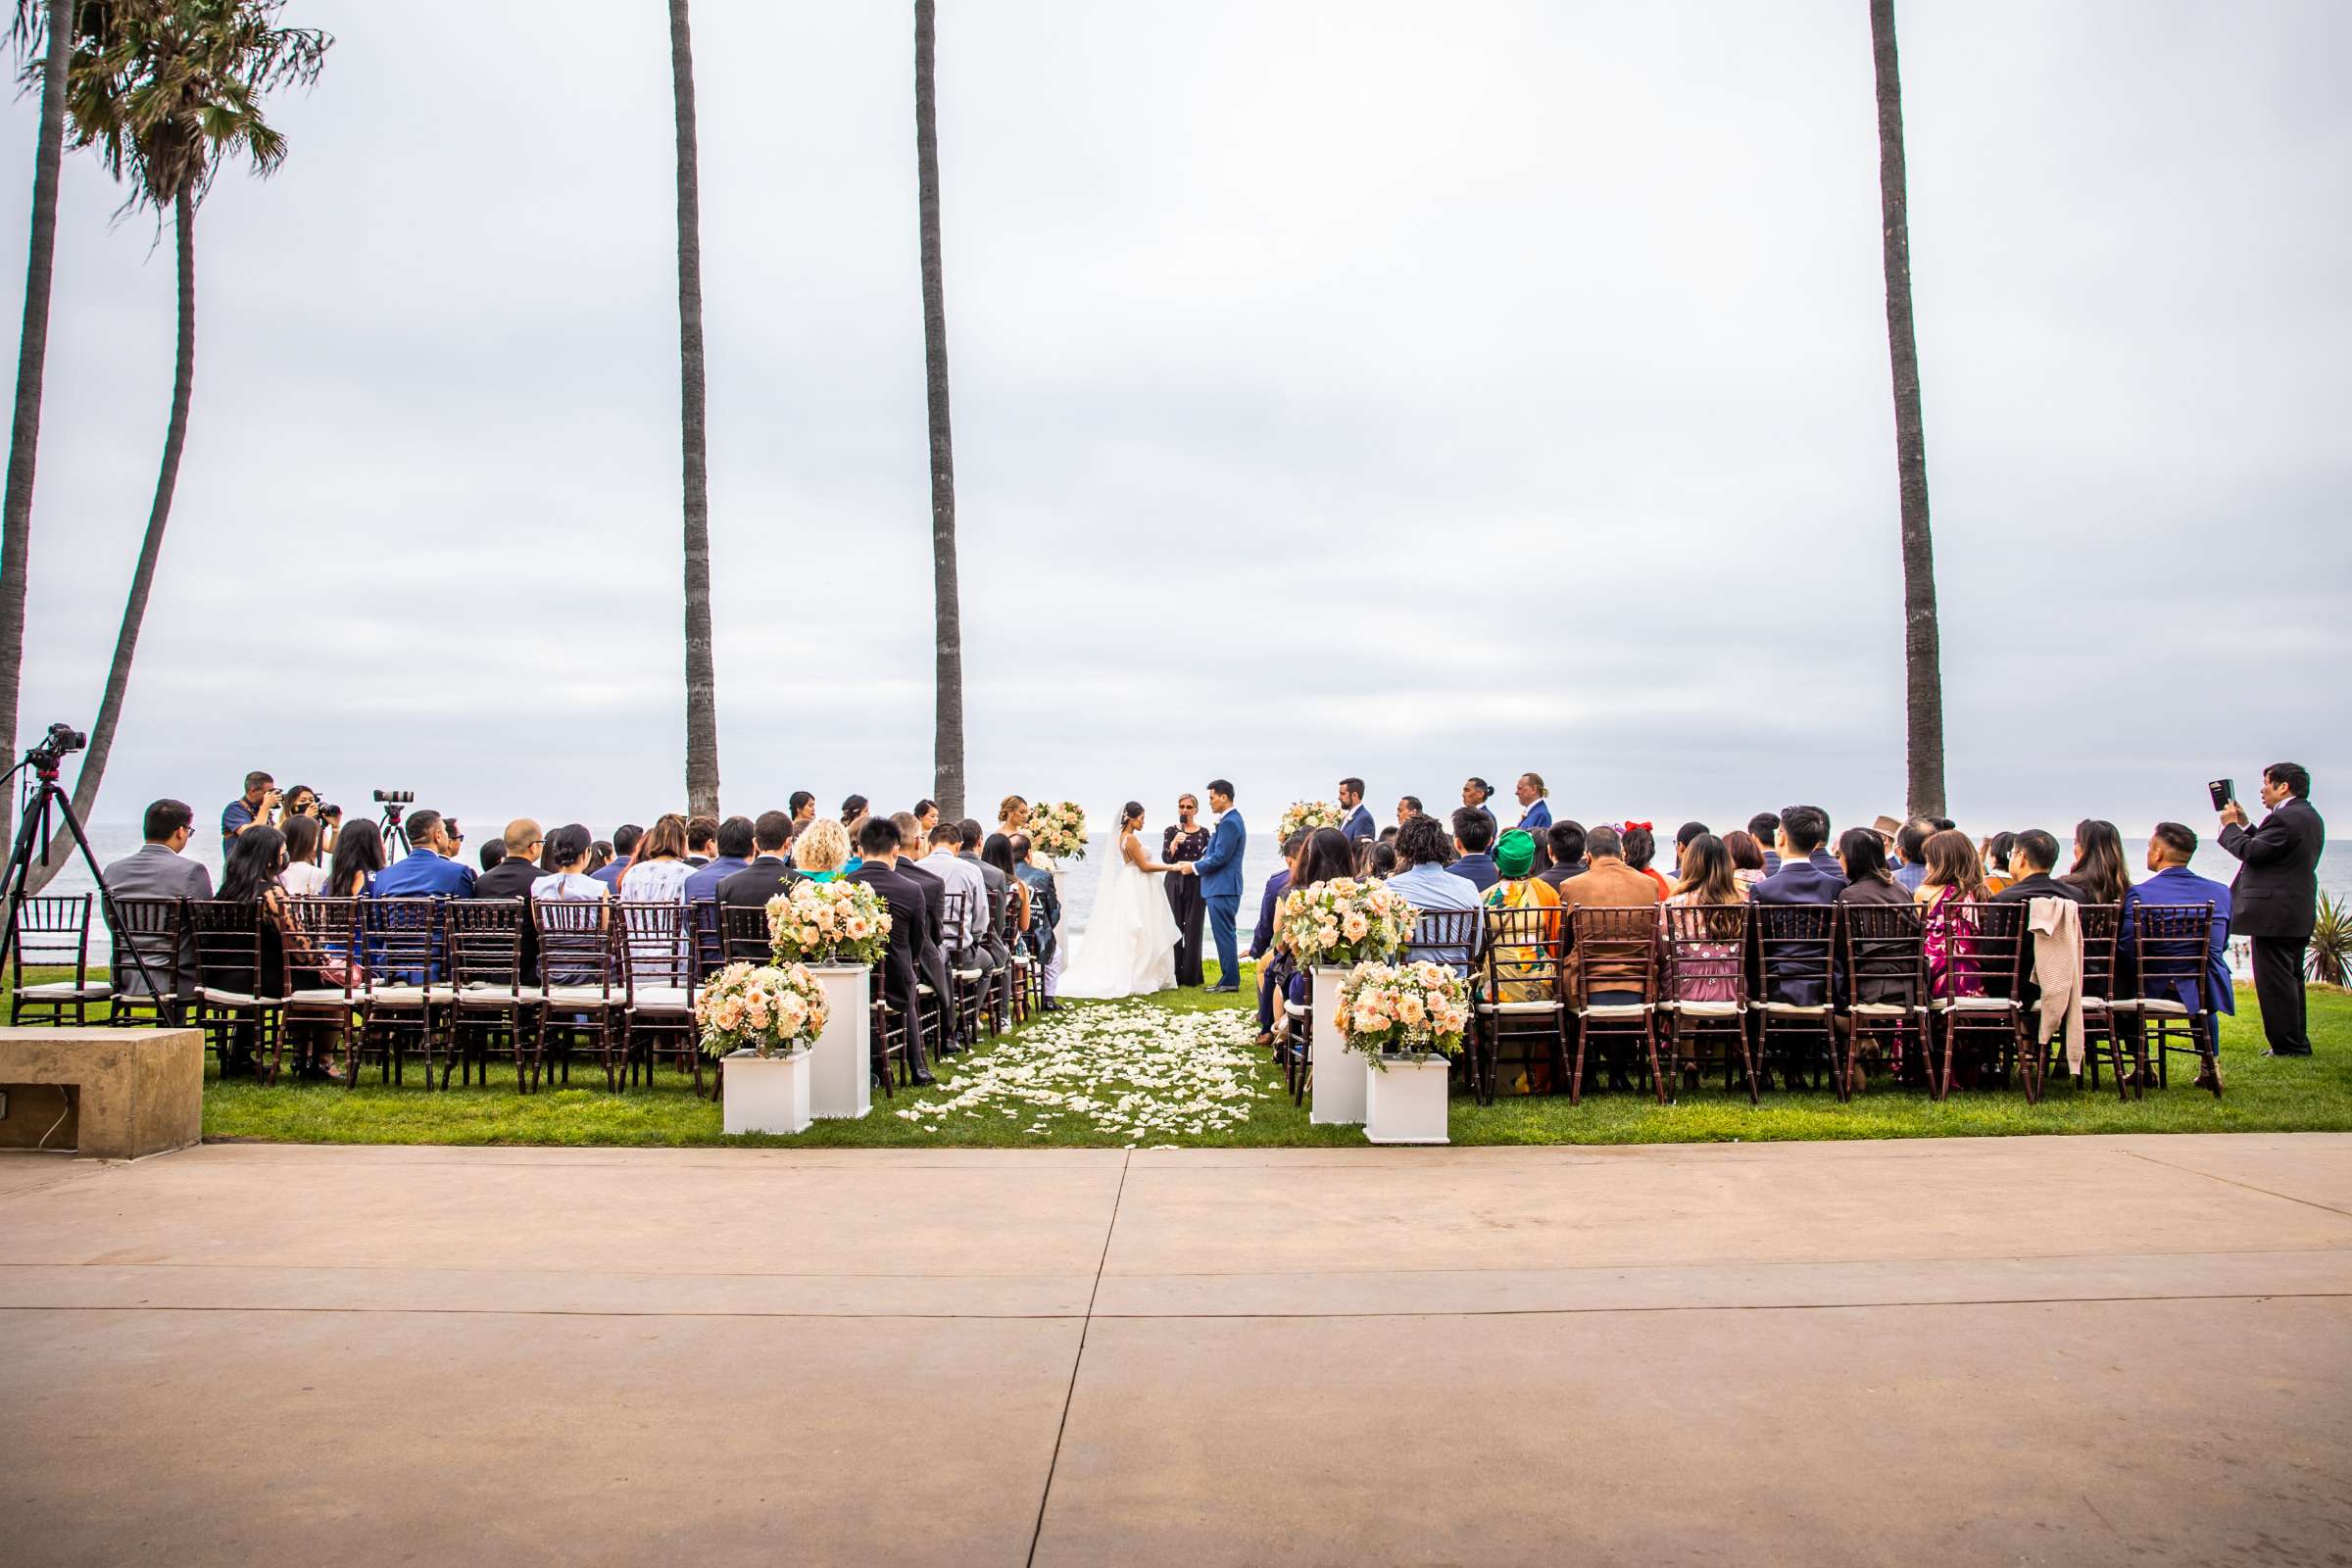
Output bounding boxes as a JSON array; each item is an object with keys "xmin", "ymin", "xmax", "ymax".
[{"xmin": 2208, "ymin": 778, "xmax": 2235, "ymax": 811}]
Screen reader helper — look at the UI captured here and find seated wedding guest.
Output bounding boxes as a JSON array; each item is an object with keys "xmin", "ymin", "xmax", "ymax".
[
  {"xmin": 1339, "ymin": 777, "xmax": 1375, "ymax": 842},
  {"xmin": 1396, "ymin": 795, "xmax": 1422, "ymax": 827},
  {"xmin": 1663, "ymin": 832, "xmax": 1746, "ymax": 1007},
  {"xmin": 327, "ymin": 818, "xmax": 385, "ymax": 898},
  {"xmin": 1669, "ymin": 821, "xmax": 1709, "ymax": 877},
  {"xmin": 473, "ymin": 820, "xmax": 546, "ymax": 901},
  {"xmin": 1249, "ymin": 831, "xmax": 1310, "ymax": 1045},
  {"xmin": 789, "ymin": 791, "xmax": 816, "ymax": 824},
  {"xmin": 846, "ymin": 816, "xmax": 935, "ymax": 1085},
  {"xmin": 718, "ymin": 812, "xmax": 804, "ymax": 907},
  {"xmin": 983, "ymin": 833, "xmax": 1033, "ymax": 939},
  {"xmin": 2125, "ymin": 821, "xmax": 2233, "ymax": 1027},
  {"xmin": 914, "ymin": 799, "xmax": 940, "ymax": 834},
  {"xmin": 840, "ymin": 795, "xmax": 870, "ymax": 830},
  {"xmin": 585, "ymin": 840, "xmax": 613, "ymax": 876},
  {"xmin": 1893, "ymin": 819, "xmax": 1934, "ymax": 892},
  {"xmin": 1753, "ymin": 807, "xmax": 1843, "ymax": 904},
  {"xmin": 1835, "ymin": 827, "xmax": 1921, "ymax": 1025},
  {"xmin": 446, "ymin": 820, "xmax": 468, "ymax": 865},
  {"xmin": 920, "ymin": 821, "xmax": 994, "ymax": 972},
  {"xmin": 372, "ymin": 810, "xmax": 477, "ymax": 898},
  {"xmin": 1268, "ymin": 829, "xmax": 1359, "ymax": 1038},
  {"xmin": 787, "ymin": 817, "xmax": 851, "ymax": 884},
  {"xmin": 1794, "ymin": 807, "xmax": 1842, "ymax": 872},
  {"xmin": 1008, "ymin": 831, "xmax": 1064, "ymax": 1012},
  {"xmin": 894, "ymin": 812, "xmax": 957, "ymax": 1048},
  {"xmin": 1384, "ymin": 815, "xmax": 1479, "ymax": 972},
  {"xmin": 1538, "ymin": 820, "xmax": 1589, "ymax": 888},
  {"xmin": 1991, "ymin": 830, "xmax": 2085, "ymax": 906},
  {"xmin": 619, "ymin": 812, "xmax": 694, "ymax": 900},
  {"xmin": 1513, "ymin": 773, "xmax": 1552, "ymax": 832},
  {"xmin": 279, "ymin": 811, "xmax": 330, "ymax": 897},
  {"xmin": 1449, "ymin": 807, "xmax": 1500, "ymax": 892},
  {"xmin": 2061, "ymin": 819, "xmax": 2132, "ymax": 907},
  {"xmin": 1983, "ymin": 832, "xmax": 2018, "ymax": 896},
  {"xmin": 1351, "ymin": 837, "xmax": 1377, "ymax": 876},
  {"xmin": 478, "ymin": 840, "xmax": 506, "ymax": 873},
  {"xmin": 532, "ymin": 824, "xmax": 608, "ymax": 904},
  {"xmin": 1366, "ymin": 842, "xmax": 1397, "ymax": 878},
  {"xmin": 1747, "ymin": 811, "xmax": 1784, "ymax": 873},
  {"xmin": 957, "ymin": 817, "xmax": 1013, "ymax": 969},
  {"xmin": 1723, "ymin": 829, "xmax": 1766, "ymax": 892},
  {"xmin": 213, "ymin": 826, "xmax": 343, "ymax": 1079},
  {"xmin": 591, "ymin": 824, "xmax": 640, "ymax": 890},
  {"xmin": 1556, "ymin": 825, "xmax": 1661, "ymax": 1010},
  {"xmin": 104, "ymin": 798, "xmax": 213, "ymax": 1017},
  {"xmin": 1914, "ymin": 829, "xmax": 1987, "ymax": 996},
  {"xmin": 1620, "ymin": 823, "xmax": 1671, "ymax": 896},
  {"xmin": 684, "ymin": 816, "xmax": 718, "ymax": 867},
  {"xmin": 683, "ymin": 815, "xmax": 754, "ymax": 906}
]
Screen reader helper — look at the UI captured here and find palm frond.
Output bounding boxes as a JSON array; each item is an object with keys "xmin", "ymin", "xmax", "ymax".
[{"xmin": 2309, "ymin": 892, "xmax": 2352, "ymax": 988}]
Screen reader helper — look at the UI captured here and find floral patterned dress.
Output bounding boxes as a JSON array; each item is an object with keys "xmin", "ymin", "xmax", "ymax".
[{"xmin": 1918, "ymin": 883, "xmax": 1980, "ymax": 998}]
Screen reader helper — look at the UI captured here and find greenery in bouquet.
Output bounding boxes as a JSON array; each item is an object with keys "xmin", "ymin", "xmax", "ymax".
[
  {"xmin": 1027, "ymin": 800, "xmax": 1089, "ymax": 860},
  {"xmin": 1278, "ymin": 799, "xmax": 1347, "ymax": 842},
  {"xmin": 766, "ymin": 878, "xmax": 891, "ymax": 966},
  {"xmin": 1335, "ymin": 959, "xmax": 1471, "ymax": 1066},
  {"xmin": 1277, "ymin": 875, "xmax": 1414, "ymax": 966},
  {"xmin": 697, "ymin": 962, "xmax": 830, "ymax": 1058}
]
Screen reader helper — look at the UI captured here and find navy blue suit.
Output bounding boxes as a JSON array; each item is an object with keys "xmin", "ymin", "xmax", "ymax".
[
  {"xmin": 1750, "ymin": 858, "xmax": 1847, "ymax": 1005},
  {"xmin": 1194, "ymin": 809, "xmax": 1248, "ymax": 988},
  {"xmin": 1342, "ymin": 804, "xmax": 1375, "ymax": 843}
]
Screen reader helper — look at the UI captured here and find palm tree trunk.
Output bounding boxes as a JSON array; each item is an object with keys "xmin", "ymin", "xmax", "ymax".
[
  {"xmin": 668, "ymin": 0, "xmax": 720, "ymax": 819},
  {"xmin": 0, "ymin": 0, "xmax": 74, "ymax": 859},
  {"xmin": 26, "ymin": 186, "xmax": 196, "ymax": 893},
  {"xmin": 1870, "ymin": 0, "xmax": 1945, "ymax": 820},
  {"xmin": 915, "ymin": 0, "xmax": 964, "ymax": 822}
]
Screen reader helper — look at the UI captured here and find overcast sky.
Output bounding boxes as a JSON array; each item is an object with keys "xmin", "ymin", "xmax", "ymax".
[{"xmin": 3, "ymin": 0, "xmax": 2345, "ymax": 846}]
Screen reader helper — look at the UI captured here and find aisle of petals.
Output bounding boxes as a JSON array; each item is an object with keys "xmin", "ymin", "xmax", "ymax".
[{"xmin": 891, "ymin": 1001, "xmax": 1268, "ymax": 1144}]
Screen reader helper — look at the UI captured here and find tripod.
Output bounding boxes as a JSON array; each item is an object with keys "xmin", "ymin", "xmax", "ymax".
[
  {"xmin": 0, "ymin": 754, "xmax": 162, "ymax": 1004},
  {"xmin": 378, "ymin": 802, "xmax": 411, "ymax": 860}
]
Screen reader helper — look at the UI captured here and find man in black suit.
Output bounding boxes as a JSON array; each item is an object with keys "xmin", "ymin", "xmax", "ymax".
[
  {"xmin": 717, "ymin": 811, "xmax": 802, "ymax": 909},
  {"xmin": 891, "ymin": 811, "xmax": 961, "ymax": 1054},
  {"xmin": 473, "ymin": 819, "xmax": 545, "ymax": 901},
  {"xmin": 846, "ymin": 816, "xmax": 935, "ymax": 1085},
  {"xmin": 1990, "ymin": 830, "xmax": 2088, "ymax": 907},
  {"xmin": 1537, "ymin": 820, "xmax": 1589, "ymax": 889},
  {"xmin": 2221, "ymin": 761, "xmax": 2326, "ymax": 1056}
]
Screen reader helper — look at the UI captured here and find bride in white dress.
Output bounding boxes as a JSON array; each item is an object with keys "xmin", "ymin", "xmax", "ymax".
[{"xmin": 1057, "ymin": 802, "xmax": 1181, "ymax": 1000}]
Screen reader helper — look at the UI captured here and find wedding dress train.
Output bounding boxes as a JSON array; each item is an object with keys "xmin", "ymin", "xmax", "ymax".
[{"xmin": 1057, "ymin": 829, "xmax": 1180, "ymax": 1000}]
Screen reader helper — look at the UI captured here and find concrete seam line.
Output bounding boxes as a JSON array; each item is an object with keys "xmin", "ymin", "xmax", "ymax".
[
  {"xmin": 2117, "ymin": 1149, "xmax": 2352, "ymax": 1222},
  {"xmin": 1027, "ymin": 1149, "xmax": 1129, "ymax": 1568}
]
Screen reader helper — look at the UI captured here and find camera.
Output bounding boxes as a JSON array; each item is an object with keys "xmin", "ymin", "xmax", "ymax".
[
  {"xmin": 25, "ymin": 721, "xmax": 86, "ymax": 773},
  {"xmin": 373, "ymin": 789, "xmax": 414, "ymax": 804}
]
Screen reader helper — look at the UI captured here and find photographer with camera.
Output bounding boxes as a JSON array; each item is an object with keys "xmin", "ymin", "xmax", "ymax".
[
  {"xmin": 220, "ymin": 771, "xmax": 280, "ymax": 858},
  {"xmin": 2220, "ymin": 761, "xmax": 2327, "ymax": 1057}
]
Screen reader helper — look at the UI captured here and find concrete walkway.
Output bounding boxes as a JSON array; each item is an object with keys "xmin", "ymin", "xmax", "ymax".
[{"xmin": 2, "ymin": 1134, "xmax": 2348, "ymax": 1565}]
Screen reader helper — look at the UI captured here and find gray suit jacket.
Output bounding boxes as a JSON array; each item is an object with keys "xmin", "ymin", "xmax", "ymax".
[
  {"xmin": 102, "ymin": 843, "xmax": 213, "ymax": 993},
  {"xmin": 959, "ymin": 852, "xmax": 1012, "ymax": 965}
]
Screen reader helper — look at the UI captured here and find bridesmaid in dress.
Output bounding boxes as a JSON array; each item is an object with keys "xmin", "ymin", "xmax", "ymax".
[{"xmin": 1163, "ymin": 793, "xmax": 1211, "ymax": 987}]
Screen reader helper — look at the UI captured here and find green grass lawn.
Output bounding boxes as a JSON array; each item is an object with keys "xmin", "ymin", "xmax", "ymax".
[{"xmin": 19, "ymin": 963, "xmax": 2351, "ymax": 1150}]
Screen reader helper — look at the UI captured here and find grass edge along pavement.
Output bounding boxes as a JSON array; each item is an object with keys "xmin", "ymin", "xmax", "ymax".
[{"xmin": 166, "ymin": 961, "xmax": 2352, "ymax": 1150}]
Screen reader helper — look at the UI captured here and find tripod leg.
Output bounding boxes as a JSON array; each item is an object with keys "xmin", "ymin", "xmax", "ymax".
[
  {"xmin": 0, "ymin": 778, "xmax": 56, "ymax": 982},
  {"xmin": 47, "ymin": 786, "xmax": 166, "ymax": 1004}
]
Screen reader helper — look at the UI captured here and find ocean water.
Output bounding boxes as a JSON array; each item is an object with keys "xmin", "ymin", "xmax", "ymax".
[{"xmin": 35, "ymin": 822, "xmax": 2350, "ymax": 969}]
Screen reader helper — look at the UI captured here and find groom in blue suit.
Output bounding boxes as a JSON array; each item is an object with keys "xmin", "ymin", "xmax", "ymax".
[{"xmin": 1179, "ymin": 779, "xmax": 1247, "ymax": 992}]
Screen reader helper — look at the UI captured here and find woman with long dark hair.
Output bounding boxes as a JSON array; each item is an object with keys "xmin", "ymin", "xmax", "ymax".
[
  {"xmin": 1295, "ymin": 827, "xmax": 1356, "ymax": 891},
  {"xmin": 217, "ymin": 826, "xmax": 341, "ymax": 1081},
  {"xmin": 1916, "ymin": 829, "xmax": 1987, "ymax": 996},
  {"xmin": 982, "ymin": 832, "xmax": 1032, "ymax": 939},
  {"xmin": 279, "ymin": 811, "xmax": 329, "ymax": 897},
  {"xmin": 327, "ymin": 818, "xmax": 386, "ymax": 899},
  {"xmin": 2064, "ymin": 819, "xmax": 2132, "ymax": 906},
  {"xmin": 1621, "ymin": 823, "xmax": 1670, "ymax": 897}
]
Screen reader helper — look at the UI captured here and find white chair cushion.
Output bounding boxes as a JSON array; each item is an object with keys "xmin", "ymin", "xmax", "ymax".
[
  {"xmin": 953, "ymin": 968, "xmax": 985, "ymax": 981},
  {"xmin": 1848, "ymin": 1002, "xmax": 1920, "ymax": 1017},
  {"xmin": 1283, "ymin": 1002, "xmax": 1308, "ymax": 1019},
  {"xmin": 286, "ymin": 988, "xmax": 362, "ymax": 1005},
  {"xmin": 1478, "ymin": 999, "xmax": 1564, "ymax": 1015},
  {"xmin": 1579, "ymin": 1003, "xmax": 1653, "ymax": 1019},
  {"xmin": 457, "ymin": 984, "xmax": 544, "ymax": 1006},
  {"xmin": 1759, "ymin": 1002, "xmax": 1831, "ymax": 1016},
  {"xmin": 1931, "ymin": 996, "xmax": 2018, "ymax": 1012},
  {"xmin": 631, "ymin": 986, "xmax": 694, "ymax": 1012},
  {"xmin": 19, "ymin": 981, "xmax": 110, "ymax": 1000},
  {"xmin": 2136, "ymin": 998, "xmax": 2190, "ymax": 1016},
  {"xmin": 1661, "ymin": 1000, "xmax": 1742, "ymax": 1017},
  {"xmin": 195, "ymin": 988, "xmax": 270, "ymax": 1007},
  {"xmin": 541, "ymin": 985, "xmax": 613, "ymax": 1008},
  {"xmin": 2104, "ymin": 998, "xmax": 2140, "ymax": 1013},
  {"xmin": 367, "ymin": 985, "xmax": 453, "ymax": 1005}
]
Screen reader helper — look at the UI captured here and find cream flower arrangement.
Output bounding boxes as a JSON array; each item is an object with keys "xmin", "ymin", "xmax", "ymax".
[
  {"xmin": 1277, "ymin": 876, "xmax": 1414, "ymax": 967},
  {"xmin": 697, "ymin": 962, "xmax": 829, "ymax": 1058},
  {"xmin": 1334, "ymin": 959, "xmax": 1471, "ymax": 1065},
  {"xmin": 766, "ymin": 879, "xmax": 891, "ymax": 966},
  {"xmin": 1026, "ymin": 800, "xmax": 1089, "ymax": 860},
  {"xmin": 1278, "ymin": 800, "xmax": 1347, "ymax": 842}
]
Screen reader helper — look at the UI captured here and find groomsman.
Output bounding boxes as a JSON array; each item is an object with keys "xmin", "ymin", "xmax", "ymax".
[
  {"xmin": 1514, "ymin": 773, "xmax": 1552, "ymax": 832},
  {"xmin": 1339, "ymin": 778, "xmax": 1375, "ymax": 843},
  {"xmin": 1179, "ymin": 780, "xmax": 1248, "ymax": 992}
]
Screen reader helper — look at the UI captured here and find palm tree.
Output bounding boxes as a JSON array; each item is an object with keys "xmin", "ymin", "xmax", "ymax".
[
  {"xmin": 914, "ymin": 0, "xmax": 964, "ymax": 820},
  {"xmin": 0, "ymin": 0, "xmax": 76, "ymax": 857},
  {"xmin": 24, "ymin": 0, "xmax": 327, "ymax": 891},
  {"xmin": 667, "ymin": 0, "xmax": 719, "ymax": 818},
  {"xmin": 1870, "ymin": 0, "xmax": 1945, "ymax": 819}
]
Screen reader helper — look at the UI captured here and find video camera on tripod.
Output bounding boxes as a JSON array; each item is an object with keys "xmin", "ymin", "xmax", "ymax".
[
  {"xmin": 0, "ymin": 719, "xmax": 158, "ymax": 1001},
  {"xmin": 24, "ymin": 721, "xmax": 84, "ymax": 776},
  {"xmin": 374, "ymin": 789, "xmax": 416, "ymax": 857}
]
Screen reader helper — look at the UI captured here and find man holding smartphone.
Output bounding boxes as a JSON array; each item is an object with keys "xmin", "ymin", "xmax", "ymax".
[{"xmin": 2220, "ymin": 761, "xmax": 2326, "ymax": 1056}]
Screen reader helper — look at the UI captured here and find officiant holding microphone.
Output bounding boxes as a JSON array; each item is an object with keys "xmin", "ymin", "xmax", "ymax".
[
  {"xmin": 1163, "ymin": 794, "xmax": 1211, "ymax": 987},
  {"xmin": 2220, "ymin": 761, "xmax": 2325, "ymax": 1057}
]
